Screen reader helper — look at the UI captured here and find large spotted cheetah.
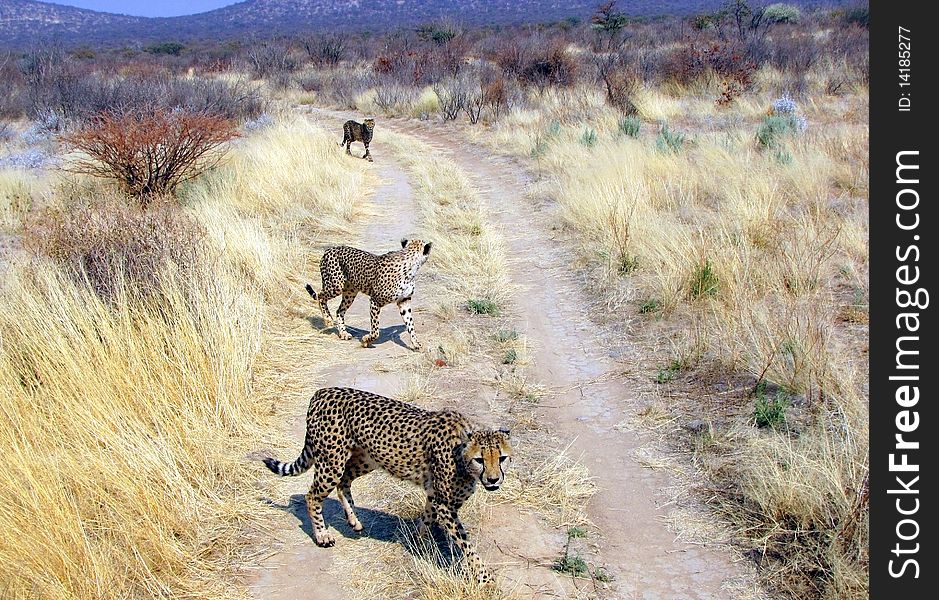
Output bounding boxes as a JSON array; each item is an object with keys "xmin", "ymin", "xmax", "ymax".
[
  {"xmin": 339, "ymin": 118, "xmax": 375, "ymax": 161},
  {"xmin": 305, "ymin": 238, "xmax": 431, "ymax": 350},
  {"xmin": 260, "ymin": 387, "xmax": 512, "ymax": 582}
]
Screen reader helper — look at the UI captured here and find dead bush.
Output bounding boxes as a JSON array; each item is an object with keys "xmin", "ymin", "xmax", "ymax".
[
  {"xmin": 301, "ymin": 34, "xmax": 346, "ymax": 67},
  {"xmin": 432, "ymin": 77, "xmax": 470, "ymax": 121},
  {"xmin": 372, "ymin": 76, "xmax": 417, "ymax": 114},
  {"xmin": 519, "ymin": 39, "xmax": 579, "ymax": 90},
  {"xmin": 0, "ymin": 51, "xmax": 25, "ymax": 119},
  {"xmin": 481, "ymin": 76, "xmax": 508, "ymax": 121},
  {"xmin": 24, "ymin": 196, "xmax": 207, "ymax": 301},
  {"xmin": 245, "ymin": 40, "xmax": 299, "ymax": 88},
  {"xmin": 63, "ymin": 109, "xmax": 239, "ymax": 200}
]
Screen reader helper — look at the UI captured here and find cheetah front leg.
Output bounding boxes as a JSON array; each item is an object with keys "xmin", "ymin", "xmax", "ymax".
[
  {"xmin": 360, "ymin": 300, "xmax": 382, "ymax": 347},
  {"xmin": 363, "ymin": 142, "xmax": 373, "ymax": 162},
  {"xmin": 433, "ymin": 501, "xmax": 493, "ymax": 583},
  {"xmin": 334, "ymin": 291, "xmax": 357, "ymax": 341},
  {"xmin": 397, "ymin": 297, "xmax": 422, "ymax": 351}
]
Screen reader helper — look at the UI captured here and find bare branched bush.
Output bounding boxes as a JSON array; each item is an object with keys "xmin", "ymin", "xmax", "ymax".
[
  {"xmin": 488, "ymin": 36, "xmax": 529, "ymax": 79},
  {"xmin": 326, "ymin": 71, "xmax": 375, "ymax": 109},
  {"xmin": 464, "ymin": 84, "xmax": 484, "ymax": 124},
  {"xmin": 16, "ymin": 64, "xmax": 265, "ymax": 124},
  {"xmin": 519, "ymin": 38, "xmax": 579, "ymax": 91},
  {"xmin": 373, "ymin": 76, "xmax": 417, "ymax": 114},
  {"xmin": 245, "ymin": 40, "xmax": 299, "ymax": 88},
  {"xmin": 0, "ymin": 51, "xmax": 25, "ymax": 119},
  {"xmin": 301, "ymin": 34, "xmax": 346, "ymax": 67},
  {"xmin": 432, "ymin": 77, "xmax": 470, "ymax": 121},
  {"xmin": 63, "ymin": 109, "xmax": 239, "ymax": 200},
  {"xmin": 481, "ymin": 76, "xmax": 509, "ymax": 121}
]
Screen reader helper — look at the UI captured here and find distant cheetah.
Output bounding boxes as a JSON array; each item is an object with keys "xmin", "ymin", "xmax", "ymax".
[
  {"xmin": 259, "ymin": 386, "xmax": 513, "ymax": 582},
  {"xmin": 339, "ymin": 118, "xmax": 375, "ymax": 161},
  {"xmin": 305, "ymin": 238, "xmax": 431, "ymax": 350}
]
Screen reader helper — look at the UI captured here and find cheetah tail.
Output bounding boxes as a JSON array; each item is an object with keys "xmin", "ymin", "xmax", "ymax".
[
  {"xmin": 262, "ymin": 440, "xmax": 315, "ymax": 477},
  {"xmin": 305, "ymin": 283, "xmax": 317, "ymax": 299}
]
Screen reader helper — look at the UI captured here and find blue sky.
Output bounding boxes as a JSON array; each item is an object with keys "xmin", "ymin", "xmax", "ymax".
[{"xmin": 50, "ymin": 1, "xmax": 240, "ymax": 17}]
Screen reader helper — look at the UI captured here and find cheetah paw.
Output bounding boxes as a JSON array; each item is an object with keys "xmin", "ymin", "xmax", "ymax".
[
  {"xmin": 337, "ymin": 331, "xmax": 352, "ymax": 341},
  {"xmin": 314, "ymin": 529, "xmax": 336, "ymax": 547},
  {"xmin": 361, "ymin": 336, "xmax": 375, "ymax": 347}
]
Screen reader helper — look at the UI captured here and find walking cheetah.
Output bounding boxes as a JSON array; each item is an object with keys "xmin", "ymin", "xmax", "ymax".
[
  {"xmin": 260, "ymin": 387, "xmax": 512, "ymax": 582},
  {"xmin": 339, "ymin": 118, "xmax": 375, "ymax": 161},
  {"xmin": 305, "ymin": 238, "xmax": 431, "ymax": 350}
]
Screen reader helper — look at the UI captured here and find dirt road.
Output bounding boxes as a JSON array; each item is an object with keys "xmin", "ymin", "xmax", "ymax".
[{"xmin": 247, "ymin": 108, "xmax": 757, "ymax": 599}]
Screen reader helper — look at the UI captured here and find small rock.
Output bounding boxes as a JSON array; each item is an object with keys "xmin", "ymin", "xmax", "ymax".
[{"xmin": 683, "ymin": 419, "xmax": 708, "ymax": 434}]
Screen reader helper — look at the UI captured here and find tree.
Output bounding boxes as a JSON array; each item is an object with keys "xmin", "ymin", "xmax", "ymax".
[{"xmin": 590, "ymin": 1, "xmax": 636, "ymax": 113}]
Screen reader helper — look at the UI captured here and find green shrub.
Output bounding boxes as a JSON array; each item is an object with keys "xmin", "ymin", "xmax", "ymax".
[
  {"xmin": 617, "ymin": 253, "xmax": 639, "ymax": 274},
  {"xmin": 639, "ymin": 298, "xmax": 661, "ymax": 314},
  {"xmin": 757, "ymin": 115, "xmax": 794, "ymax": 148},
  {"xmin": 618, "ymin": 116, "xmax": 641, "ymax": 138},
  {"xmin": 689, "ymin": 259, "xmax": 719, "ymax": 299},
  {"xmin": 467, "ymin": 298, "xmax": 499, "ymax": 316},
  {"xmin": 656, "ymin": 124, "xmax": 685, "ymax": 153},
  {"xmin": 655, "ymin": 359, "xmax": 685, "ymax": 384},
  {"xmin": 754, "ymin": 383, "xmax": 789, "ymax": 429},
  {"xmin": 145, "ymin": 42, "xmax": 185, "ymax": 56},
  {"xmin": 764, "ymin": 3, "xmax": 801, "ymax": 24},
  {"xmin": 580, "ymin": 127, "xmax": 598, "ymax": 147},
  {"xmin": 554, "ymin": 554, "xmax": 589, "ymax": 576}
]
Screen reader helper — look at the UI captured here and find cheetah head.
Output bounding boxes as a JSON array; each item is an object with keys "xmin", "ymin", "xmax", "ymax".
[
  {"xmin": 464, "ymin": 429, "xmax": 512, "ymax": 491},
  {"xmin": 364, "ymin": 118, "xmax": 375, "ymax": 130},
  {"xmin": 400, "ymin": 238, "xmax": 432, "ymax": 263}
]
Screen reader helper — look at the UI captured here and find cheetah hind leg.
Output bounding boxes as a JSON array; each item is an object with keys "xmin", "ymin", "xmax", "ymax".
[
  {"xmin": 305, "ymin": 284, "xmax": 335, "ymax": 328},
  {"xmin": 334, "ymin": 292, "xmax": 356, "ymax": 341},
  {"xmin": 360, "ymin": 301, "xmax": 381, "ymax": 347},
  {"xmin": 305, "ymin": 457, "xmax": 344, "ymax": 548},
  {"xmin": 337, "ymin": 449, "xmax": 375, "ymax": 533}
]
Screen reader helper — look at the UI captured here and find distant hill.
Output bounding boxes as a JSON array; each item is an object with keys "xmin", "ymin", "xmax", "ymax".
[{"xmin": 0, "ymin": 0, "xmax": 859, "ymax": 48}]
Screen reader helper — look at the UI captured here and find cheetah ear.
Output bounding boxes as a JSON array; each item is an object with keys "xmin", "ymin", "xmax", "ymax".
[
  {"xmin": 423, "ymin": 242, "xmax": 432, "ymax": 256},
  {"xmin": 401, "ymin": 238, "xmax": 408, "ymax": 248},
  {"xmin": 497, "ymin": 427, "xmax": 511, "ymax": 437}
]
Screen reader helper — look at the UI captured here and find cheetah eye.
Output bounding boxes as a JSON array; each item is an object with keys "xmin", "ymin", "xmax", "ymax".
[
  {"xmin": 499, "ymin": 456, "xmax": 507, "ymax": 463},
  {"xmin": 473, "ymin": 457, "xmax": 484, "ymax": 464}
]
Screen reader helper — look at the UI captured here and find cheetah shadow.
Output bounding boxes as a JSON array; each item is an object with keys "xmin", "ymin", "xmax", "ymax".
[
  {"xmin": 263, "ymin": 494, "xmax": 461, "ymax": 569},
  {"xmin": 304, "ymin": 316, "xmax": 412, "ymax": 350}
]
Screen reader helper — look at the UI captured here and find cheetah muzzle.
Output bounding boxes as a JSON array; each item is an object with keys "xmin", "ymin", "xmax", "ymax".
[
  {"xmin": 305, "ymin": 238, "xmax": 431, "ymax": 351},
  {"xmin": 258, "ymin": 387, "xmax": 512, "ymax": 583}
]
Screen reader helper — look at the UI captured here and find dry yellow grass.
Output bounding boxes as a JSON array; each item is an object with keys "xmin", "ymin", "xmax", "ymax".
[
  {"xmin": 383, "ymin": 131, "xmax": 512, "ymax": 308},
  {"xmin": 476, "ymin": 85, "xmax": 869, "ymax": 597},
  {"xmin": 0, "ymin": 115, "xmax": 372, "ymax": 598},
  {"xmin": 0, "ymin": 169, "xmax": 47, "ymax": 232}
]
